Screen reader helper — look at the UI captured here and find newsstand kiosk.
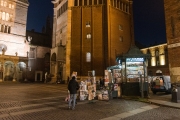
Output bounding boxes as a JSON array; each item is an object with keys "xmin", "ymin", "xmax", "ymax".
[{"xmin": 115, "ymin": 46, "xmax": 150, "ymax": 98}]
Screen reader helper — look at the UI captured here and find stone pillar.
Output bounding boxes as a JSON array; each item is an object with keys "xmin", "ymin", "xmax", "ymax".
[
  {"xmin": 13, "ymin": 65, "xmax": 16, "ymax": 82},
  {"xmin": 0, "ymin": 62, "xmax": 3, "ymax": 82},
  {"xmin": 78, "ymin": 0, "xmax": 79, "ymax": 6},
  {"xmin": 150, "ymin": 48, "xmax": 156, "ymax": 66},
  {"xmin": 159, "ymin": 45, "xmax": 165, "ymax": 65},
  {"xmin": 121, "ymin": 2, "xmax": 123, "ymax": 11},
  {"xmin": 87, "ymin": 0, "xmax": 89, "ymax": 5}
]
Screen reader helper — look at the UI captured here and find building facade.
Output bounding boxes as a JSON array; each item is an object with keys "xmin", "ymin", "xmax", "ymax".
[
  {"xmin": 164, "ymin": 0, "xmax": 180, "ymax": 83},
  {"xmin": 0, "ymin": 0, "xmax": 52, "ymax": 82},
  {"xmin": 0, "ymin": 0, "xmax": 30, "ymax": 81},
  {"xmin": 141, "ymin": 43, "xmax": 169, "ymax": 76},
  {"xmin": 51, "ymin": 0, "xmax": 134, "ymax": 82}
]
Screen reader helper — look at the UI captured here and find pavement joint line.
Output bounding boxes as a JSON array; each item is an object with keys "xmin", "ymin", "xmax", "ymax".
[
  {"xmin": 0, "ymin": 96, "xmax": 65, "ymax": 104},
  {"xmin": 100, "ymin": 105, "xmax": 160, "ymax": 120},
  {"xmin": 0, "ymin": 100, "xmax": 91, "ymax": 118},
  {"xmin": 0, "ymin": 102, "xmax": 58, "ymax": 112}
]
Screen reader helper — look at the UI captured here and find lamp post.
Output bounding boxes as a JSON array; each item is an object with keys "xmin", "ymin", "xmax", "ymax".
[{"xmin": 139, "ymin": 71, "xmax": 144, "ymax": 98}]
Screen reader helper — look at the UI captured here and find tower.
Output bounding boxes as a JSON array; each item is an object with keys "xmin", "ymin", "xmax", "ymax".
[
  {"xmin": 164, "ymin": 0, "xmax": 180, "ymax": 83},
  {"xmin": 51, "ymin": 0, "xmax": 134, "ymax": 82}
]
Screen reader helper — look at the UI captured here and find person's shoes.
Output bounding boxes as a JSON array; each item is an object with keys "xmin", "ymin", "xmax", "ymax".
[
  {"xmin": 68, "ymin": 107, "xmax": 71, "ymax": 110},
  {"xmin": 71, "ymin": 107, "xmax": 75, "ymax": 110}
]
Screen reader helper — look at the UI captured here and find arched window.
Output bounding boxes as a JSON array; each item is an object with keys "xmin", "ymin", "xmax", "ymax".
[
  {"xmin": 12, "ymin": 4, "xmax": 14, "ymax": 9},
  {"xmin": 6, "ymin": 13, "xmax": 9, "ymax": 21},
  {"xmin": 9, "ymin": 4, "xmax": 11, "ymax": 8},
  {"xmin": 86, "ymin": 52, "xmax": 91, "ymax": 62},
  {"xmin": 86, "ymin": 33, "xmax": 91, "ymax": 39},
  {"xmin": 1, "ymin": 0, "xmax": 3, "ymax": 6},
  {"xmin": 2, "ymin": 12, "xmax": 5, "ymax": 20},
  {"xmin": 4, "ymin": 1, "xmax": 7, "ymax": 7}
]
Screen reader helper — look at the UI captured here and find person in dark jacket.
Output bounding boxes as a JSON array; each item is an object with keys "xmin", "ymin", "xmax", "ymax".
[{"xmin": 68, "ymin": 76, "xmax": 79, "ymax": 110}]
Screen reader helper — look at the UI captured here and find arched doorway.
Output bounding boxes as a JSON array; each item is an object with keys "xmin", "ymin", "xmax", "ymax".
[
  {"xmin": 17, "ymin": 62, "xmax": 27, "ymax": 82},
  {"xmin": 51, "ymin": 52, "xmax": 56, "ymax": 76},
  {"xmin": 4, "ymin": 61, "xmax": 14, "ymax": 81}
]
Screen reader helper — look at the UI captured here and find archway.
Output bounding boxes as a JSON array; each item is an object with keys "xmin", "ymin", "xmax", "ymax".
[{"xmin": 4, "ymin": 61, "xmax": 14, "ymax": 81}]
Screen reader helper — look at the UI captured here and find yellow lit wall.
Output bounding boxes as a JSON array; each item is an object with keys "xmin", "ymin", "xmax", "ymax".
[
  {"xmin": 151, "ymin": 57, "xmax": 156, "ymax": 66},
  {"xmin": 160, "ymin": 55, "xmax": 165, "ymax": 65}
]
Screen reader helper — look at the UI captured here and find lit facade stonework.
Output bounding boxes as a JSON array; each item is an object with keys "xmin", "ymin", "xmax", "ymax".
[
  {"xmin": 141, "ymin": 43, "xmax": 169, "ymax": 76},
  {"xmin": 51, "ymin": 0, "xmax": 133, "ymax": 82},
  {"xmin": 0, "ymin": 0, "xmax": 52, "ymax": 82},
  {"xmin": 164, "ymin": 0, "xmax": 180, "ymax": 83},
  {"xmin": 0, "ymin": 0, "xmax": 29, "ymax": 81}
]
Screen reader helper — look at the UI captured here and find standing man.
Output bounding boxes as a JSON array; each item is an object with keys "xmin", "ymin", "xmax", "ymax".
[{"xmin": 68, "ymin": 76, "xmax": 79, "ymax": 110}]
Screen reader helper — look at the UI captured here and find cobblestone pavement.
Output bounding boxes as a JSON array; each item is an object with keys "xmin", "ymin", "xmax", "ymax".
[{"xmin": 0, "ymin": 82, "xmax": 180, "ymax": 120}]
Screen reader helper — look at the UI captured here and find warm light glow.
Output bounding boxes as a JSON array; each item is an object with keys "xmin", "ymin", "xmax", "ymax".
[
  {"xmin": 151, "ymin": 57, "xmax": 156, "ymax": 66},
  {"xmin": 160, "ymin": 55, "xmax": 165, "ymax": 65}
]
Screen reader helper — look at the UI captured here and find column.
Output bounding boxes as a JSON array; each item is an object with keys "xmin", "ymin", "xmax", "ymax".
[
  {"xmin": 82, "ymin": 0, "xmax": 84, "ymax": 6},
  {"xmin": 78, "ymin": 0, "xmax": 79, "ymax": 6},
  {"xmin": 159, "ymin": 45, "xmax": 165, "ymax": 65},
  {"xmin": 87, "ymin": 0, "xmax": 89, "ymax": 5},
  {"xmin": 116, "ymin": 0, "xmax": 117, "ymax": 8},
  {"xmin": 0, "ymin": 62, "xmax": 3, "ymax": 82},
  {"xmin": 121, "ymin": 2, "xmax": 123, "ymax": 11},
  {"xmin": 127, "ymin": 5, "xmax": 129, "ymax": 13},
  {"xmin": 13, "ymin": 63, "xmax": 17, "ymax": 82},
  {"xmin": 150, "ymin": 48, "xmax": 156, "ymax": 66}
]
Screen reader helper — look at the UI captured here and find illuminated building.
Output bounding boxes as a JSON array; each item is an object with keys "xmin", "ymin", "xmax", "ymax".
[
  {"xmin": 51, "ymin": 0, "xmax": 134, "ymax": 82},
  {"xmin": 0, "ymin": 0, "xmax": 51, "ymax": 82},
  {"xmin": 164, "ymin": 0, "xmax": 180, "ymax": 83},
  {"xmin": 140, "ymin": 43, "xmax": 169, "ymax": 76}
]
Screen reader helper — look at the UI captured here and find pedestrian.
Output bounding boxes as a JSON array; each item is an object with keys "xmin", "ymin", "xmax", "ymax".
[
  {"xmin": 100, "ymin": 78, "xmax": 103, "ymax": 89},
  {"xmin": 44, "ymin": 72, "xmax": 47, "ymax": 83},
  {"xmin": 68, "ymin": 76, "xmax": 80, "ymax": 110}
]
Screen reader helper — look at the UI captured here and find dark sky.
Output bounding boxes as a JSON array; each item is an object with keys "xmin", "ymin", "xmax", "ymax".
[{"xmin": 26, "ymin": 0, "xmax": 166, "ymax": 47}]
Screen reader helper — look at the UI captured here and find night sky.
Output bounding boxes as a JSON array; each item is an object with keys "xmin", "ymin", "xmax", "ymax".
[{"xmin": 26, "ymin": 0, "xmax": 166, "ymax": 47}]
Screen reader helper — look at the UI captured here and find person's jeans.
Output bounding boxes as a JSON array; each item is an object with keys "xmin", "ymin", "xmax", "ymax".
[{"xmin": 68, "ymin": 94, "xmax": 77, "ymax": 108}]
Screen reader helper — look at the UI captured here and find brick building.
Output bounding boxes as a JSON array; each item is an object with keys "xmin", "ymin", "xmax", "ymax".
[
  {"xmin": 51, "ymin": 0, "xmax": 134, "ymax": 82},
  {"xmin": 164, "ymin": 0, "xmax": 180, "ymax": 83}
]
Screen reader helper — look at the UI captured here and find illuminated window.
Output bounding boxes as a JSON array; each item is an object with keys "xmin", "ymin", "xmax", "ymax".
[
  {"xmin": 29, "ymin": 47, "xmax": 36, "ymax": 58},
  {"xmin": 1, "ymin": 0, "xmax": 3, "ymax": 6},
  {"xmin": 12, "ymin": 4, "xmax": 14, "ymax": 9},
  {"xmin": 5, "ymin": 13, "xmax": 9, "ymax": 21},
  {"xmin": 9, "ymin": 4, "xmax": 11, "ymax": 8},
  {"xmin": 87, "ymin": 33, "xmax": 91, "ymax": 39},
  {"xmin": 86, "ymin": 52, "xmax": 91, "ymax": 62},
  {"xmin": 4, "ymin": 1, "xmax": 7, "ymax": 7},
  {"xmin": 2, "ymin": 12, "xmax": 5, "ymax": 20}
]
